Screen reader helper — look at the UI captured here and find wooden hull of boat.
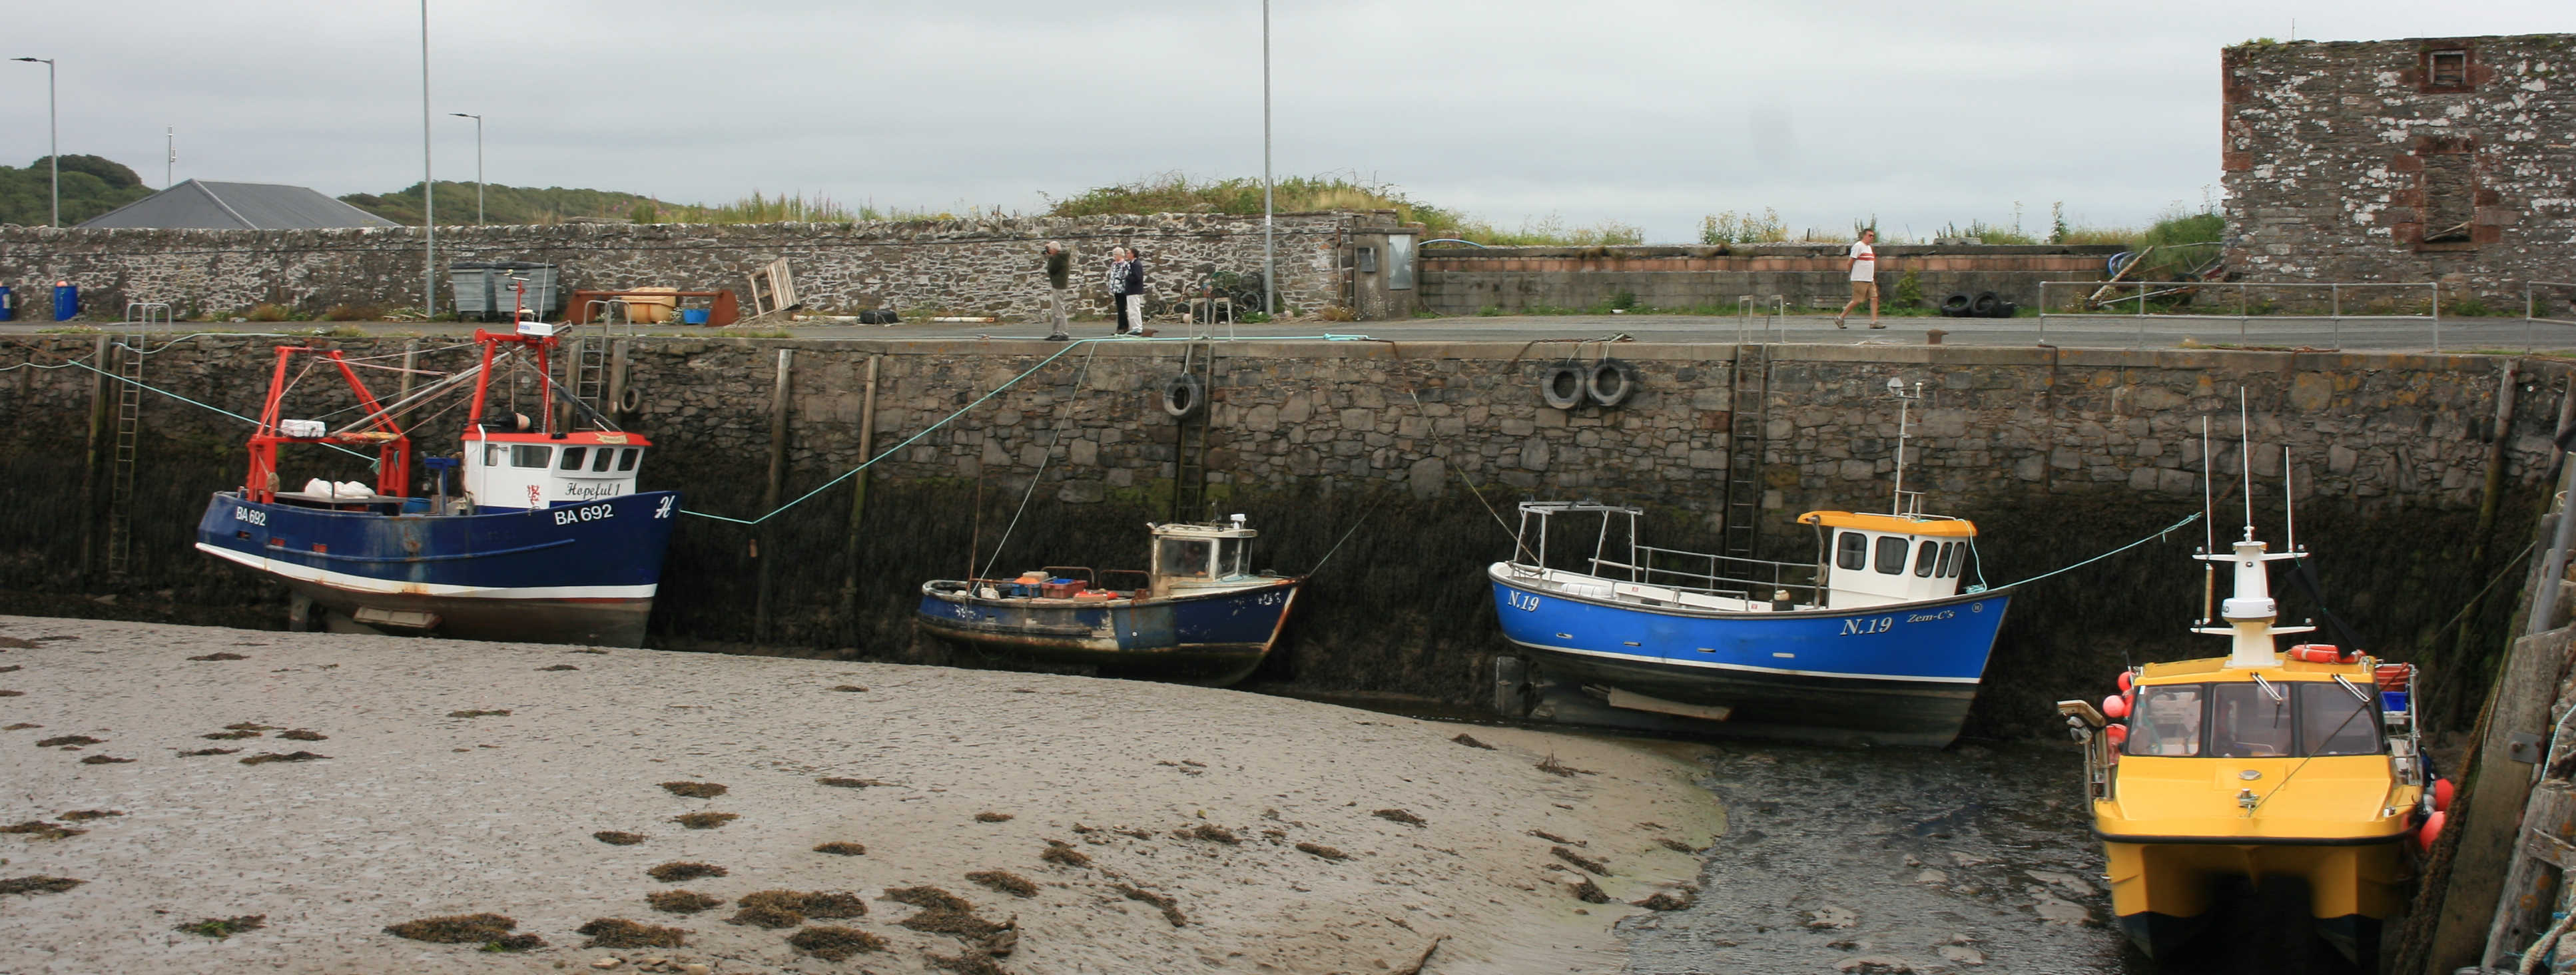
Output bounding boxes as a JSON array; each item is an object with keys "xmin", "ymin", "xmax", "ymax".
[{"xmin": 914, "ymin": 577, "xmax": 1300, "ymax": 687}]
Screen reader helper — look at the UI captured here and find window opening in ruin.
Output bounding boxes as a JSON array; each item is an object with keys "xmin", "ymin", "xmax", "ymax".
[
  {"xmin": 2420, "ymin": 153, "xmax": 2475, "ymax": 244},
  {"xmin": 2428, "ymin": 50, "xmax": 2467, "ymax": 89}
]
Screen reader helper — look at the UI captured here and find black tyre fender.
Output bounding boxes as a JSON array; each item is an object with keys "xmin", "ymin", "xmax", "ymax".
[
  {"xmin": 1587, "ymin": 358, "xmax": 1640, "ymax": 408},
  {"xmin": 1939, "ymin": 293, "xmax": 1972, "ymax": 317},
  {"xmin": 1540, "ymin": 362, "xmax": 1587, "ymax": 410},
  {"xmin": 1969, "ymin": 292, "xmax": 2001, "ymax": 317},
  {"xmin": 1989, "ymin": 300, "xmax": 2021, "ymax": 319},
  {"xmin": 1161, "ymin": 373, "xmax": 1207, "ymax": 420}
]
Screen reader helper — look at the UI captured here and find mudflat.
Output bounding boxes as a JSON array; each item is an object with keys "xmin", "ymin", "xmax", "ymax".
[{"xmin": 0, "ymin": 615, "xmax": 1718, "ymax": 974}]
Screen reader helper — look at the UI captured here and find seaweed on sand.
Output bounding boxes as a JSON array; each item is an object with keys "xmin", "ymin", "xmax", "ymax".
[
  {"xmin": 966, "ymin": 870, "xmax": 1038, "ymax": 898},
  {"xmin": 575, "ymin": 918, "xmax": 686, "ymax": 948},
  {"xmin": 176, "ymin": 914, "xmax": 266, "ymax": 938},
  {"xmin": 384, "ymin": 912, "xmax": 519, "ymax": 944},
  {"xmin": 1111, "ymin": 882, "xmax": 1187, "ymax": 927},
  {"xmin": 671, "ymin": 812, "xmax": 738, "ymax": 829},
  {"xmin": 814, "ymin": 841, "xmax": 867, "ymax": 855},
  {"xmin": 647, "ymin": 861, "xmax": 727, "ymax": 882},
  {"xmin": 645, "ymin": 890, "xmax": 721, "ymax": 914},
  {"xmin": 0, "ymin": 875, "xmax": 83, "ymax": 895},
  {"xmin": 593, "ymin": 830, "xmax": 647, "ymax": 846},
  {"xmin": 659, "ymin": 781, "xmax": 727, "ymax": 799},
  {"xmin": 239, "ymin": 751, "xmax": 328, "ymax": 765},
  {"xmin": 787, "ymin": 926, "xmax": 886, "ymax": 961}
]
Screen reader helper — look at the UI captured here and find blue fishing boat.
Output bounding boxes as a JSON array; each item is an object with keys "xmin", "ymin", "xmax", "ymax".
[
  {"xmin": 1488, "ymin": 382, "xmax": 2011, "ymax": 747},
  {"xmin": 915, "ymin": 517, "xmax": 1301, "ymax": 686},
  {"xmin": 194, "ymin": 319, "xmax": 680, "ymax": 647}
]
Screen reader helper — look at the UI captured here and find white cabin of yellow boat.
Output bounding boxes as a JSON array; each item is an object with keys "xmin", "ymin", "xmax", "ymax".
[{"xmin": 1798, "ymin": 510, "xmax": 1981, "ymax": 609}]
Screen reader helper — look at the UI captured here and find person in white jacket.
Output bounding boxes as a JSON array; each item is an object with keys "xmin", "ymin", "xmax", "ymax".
[{"xmin": 1835, "ymin": 228, "xmax": 1882, "ymax": 329}]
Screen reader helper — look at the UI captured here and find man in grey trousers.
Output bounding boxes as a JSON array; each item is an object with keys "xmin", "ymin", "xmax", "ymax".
[{"xmin": 1042, "ymin": 241, "xmax": 1072, "ymax": 341}]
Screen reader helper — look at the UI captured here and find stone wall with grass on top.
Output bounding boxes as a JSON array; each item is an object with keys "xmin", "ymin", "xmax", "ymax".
[
  {"xmin": 2222, "ymin": 34, "xmax": 2576, "ymax": 311},
  {"xmin": 1416, "ymin": 244, "xmax": 2121, "ymax": 316},
  {"xmin": 0, "ymin": 211, "xmax": 1411, "ymax": 323}
]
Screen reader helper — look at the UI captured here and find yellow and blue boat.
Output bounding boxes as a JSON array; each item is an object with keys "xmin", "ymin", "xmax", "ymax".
[{"xmin": 2059, "ymin": 512, "xmax": 2444, "ymax": 965}]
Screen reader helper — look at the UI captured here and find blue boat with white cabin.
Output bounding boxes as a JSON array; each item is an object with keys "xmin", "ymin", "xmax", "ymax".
[
  {"xmin": 194, "ymin": 320, "xmax": 680, "ymax": 646},
  {"xmin": 1488, "ymin": 383, "xmax": 2011, "ymax": 746},
  {"xmin": 915, "ymin": 517, "xmax": 1301, "ymax": 686}
]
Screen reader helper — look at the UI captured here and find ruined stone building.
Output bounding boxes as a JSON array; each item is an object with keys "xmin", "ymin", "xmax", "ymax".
[{"xmin": 2222, "ymin": 34, "xmax": 2574, "ymax": 308}]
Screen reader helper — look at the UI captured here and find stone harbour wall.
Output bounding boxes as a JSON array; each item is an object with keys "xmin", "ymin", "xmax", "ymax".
[
  {"xmin": 0, "ymin": 211, "xmax": 1395, "ymax": 322},
  {"xmin": 2221, "ymin": 34, "xmax": 2576, "ymax": 307},
  {"xmin": 0, "ymin": 334, "xmax": 2558, "ymax": 737}
]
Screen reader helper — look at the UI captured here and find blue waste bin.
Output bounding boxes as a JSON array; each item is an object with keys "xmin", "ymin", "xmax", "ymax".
[
  {"xmin": 52, "ymin": 282, "xmax": 78, "ymax": 322},
  {"xmin": 0, "ymin": 285, "xmax": 14, "ymax": 322}
]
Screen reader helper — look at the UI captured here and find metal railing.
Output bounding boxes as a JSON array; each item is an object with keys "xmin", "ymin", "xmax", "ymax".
[
  {"xmin": 1586, "ymin": 544, "xmax": 1822, "ymax": 607},
  {"xmin": 1737, "ymin": 293, "xmax": 1785, "ymax": 345},
  {"xmin": 2035, "ymin": 280, "xmax": 2443, "ymax": 350}
]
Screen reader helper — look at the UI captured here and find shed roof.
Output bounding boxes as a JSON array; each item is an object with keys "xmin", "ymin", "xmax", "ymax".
[{"xmin": 77, "ymin": 180, "xmax": 400, "ymax": 230}]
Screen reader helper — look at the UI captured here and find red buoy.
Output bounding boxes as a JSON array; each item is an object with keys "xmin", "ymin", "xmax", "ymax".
[
  {"xmin": 2104, "ymin": 723, "xmax": 2128, "ymax": 747},
  {"xmin": 2102, "ymin": 693, "xmax": 2130, "ymax": 721},
  {"xmin": 2417, "ymin": 810, "xmax": 2447, "ymax": 851},
  {"xmin": 2117, "ymin": 671, "xmax": 2134, "ymax": 693},
  {"xmin": 2433, "ymin": 778, "xmax": 2454, "ymax": 812}
]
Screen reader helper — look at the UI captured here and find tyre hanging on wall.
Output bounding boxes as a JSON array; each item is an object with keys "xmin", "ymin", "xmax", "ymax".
[
  {"xmin": 1587, "ymin": 358, "xmax": 1640, "ymax": 409},
  {"xmin": 1541, "ymin": 362, "xmax": 1588, "ymax": 410},
  {"xmin": 1969, "ymin": 292, "xmax": 2001, "ymax": 318},
  {"xmin": 1940, "ymin": 293, "xmax": 1973, "ymax": 317},
  {"xmin": 1162, "ymin": 373, "xmax": 1207, "ymax": 420}
]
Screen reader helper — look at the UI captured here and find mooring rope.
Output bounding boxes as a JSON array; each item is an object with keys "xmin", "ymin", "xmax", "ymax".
[
  {"xmin": 1969, "ymin": 510, "xmax": 2205, "ymax": 593},
  {"xmin": 678, "ymin": 332, "xmax": 1378, "ymax": 527},
  {"xmin": 975, "ymin": 340, "xmax": 1103, "ymax": 580},
  {"xmin": 57, "ymin": 359, "xmax": 376, "ymax": 462}
]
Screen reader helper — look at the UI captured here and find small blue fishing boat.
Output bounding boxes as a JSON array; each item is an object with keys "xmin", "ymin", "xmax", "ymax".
[
  {"xmin": 194, "ymin": 319, "xmax": 680, "ymax": 646},
  {"xmin": 915, "ymin": 517, "xmax": 1301, "ymax": 686},
  {"xmin": 1488, "ymin": 382, "xmax": 2011, "ymax": 747}
]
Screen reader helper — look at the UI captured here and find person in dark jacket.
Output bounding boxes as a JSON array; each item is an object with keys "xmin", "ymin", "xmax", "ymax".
[
  {"xmin": 1042, "ymin": 241, "xmax": 1071, "ymax": 340},
  {"xmin": 1119, "ymin": 247, "xmax": 1151, "ymax": 336}
]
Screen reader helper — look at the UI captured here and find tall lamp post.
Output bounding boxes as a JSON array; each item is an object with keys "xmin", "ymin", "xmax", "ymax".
[
  {"xmin": 418, "ymin": 0, "xmax": 435, "ymax": 316},
  {"xmin": 1259, "ymin": 1, "xmax": 1273, "ymax": 316},
  {"xmin": 448, "ymin": 112, "xmax": 482, "ymax": 224},
  {"xmin": 11, "ymin": 57, "xmax": 56, "ymax": 228}
]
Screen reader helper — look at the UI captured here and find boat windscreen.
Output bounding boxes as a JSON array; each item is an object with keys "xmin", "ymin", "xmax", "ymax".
[
  {"xmin": 2209, "ymin": 683, "xmax": 2296, "ymax": 758},
  {"xmin": 1157, "ymin": 537, "xmax": 1211, "ymax": 579},
  {"xmin": 1215, "ymin": 537, "xmax": 1248, "ymax": 578},
  {"xmin": 2126, "ymin": 685, "xmax": 2206, "ymax": 757},
  {"xmin": 2298, "ymin": 683, "xmax": 2380, "ymax": 757}
]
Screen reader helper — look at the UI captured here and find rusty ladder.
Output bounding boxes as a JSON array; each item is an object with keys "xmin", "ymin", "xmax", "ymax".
[
  {"xmin": 1169, "ymin": 339, "xmax": 1218, "ymax": 523},
  {"xmin": 1720, "ymin": 296, "xmax": 1781, "ymax": 560},
  {"xmin": 107, "ymin": 302, "xmax": 172, "ymax": 576}
]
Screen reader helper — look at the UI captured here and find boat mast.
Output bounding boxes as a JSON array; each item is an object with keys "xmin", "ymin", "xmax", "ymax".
[
  {"xmin": 2190, "ymin": 394, "xmax": 2314, "ymax": 667},
  {"xmin": 1887, "ymin": 378, "xmax": 1920, "ymax": 516}
]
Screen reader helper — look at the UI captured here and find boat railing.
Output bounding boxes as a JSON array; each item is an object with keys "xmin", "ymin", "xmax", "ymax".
[
  {"xmin": 1593, "ymin": 545, "xmax": 1823, "ymax": 605},
  {"xmin": 1040, "ymin": 565, "xmax": 1096, "ymax": 586}
]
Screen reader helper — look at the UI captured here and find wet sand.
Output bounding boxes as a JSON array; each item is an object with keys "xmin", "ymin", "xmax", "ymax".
[{"xmin": 0, "ymin": 616, "xmax": 1719, "ymax": 974}]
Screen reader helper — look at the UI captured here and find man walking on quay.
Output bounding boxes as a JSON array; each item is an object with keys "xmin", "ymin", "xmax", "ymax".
[
  {"xmin": 1042, "ymin": 241, "xmax": 1072, "ymax": 341},
  {"xmin": 1836, "ymin": 228, "xmax": 1882, "ymax": 329}
]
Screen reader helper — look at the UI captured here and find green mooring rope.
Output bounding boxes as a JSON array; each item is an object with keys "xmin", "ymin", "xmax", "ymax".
[{"xmin": 1968, "ymin": 510, "xmax": 2204, "ymax": 593}]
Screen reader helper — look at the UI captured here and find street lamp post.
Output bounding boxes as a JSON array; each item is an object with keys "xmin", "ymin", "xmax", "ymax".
[
  {"xmin": 1259, "ymin": 1, "xmax": 1273, "ymax": 316},
  {"xmin": 11, "ymin": 57, "xmax": 56, "ymax": 228},
  {"xmin": 449, "ymin": 112, "xmax": 482, "ymax": 224},
  {"xmin": 419, "ymin": 0, "xmax": 435, "ymax": 316}
]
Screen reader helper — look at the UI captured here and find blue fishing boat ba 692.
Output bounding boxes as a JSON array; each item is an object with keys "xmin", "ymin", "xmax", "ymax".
[
  {"xmin": 915, "ymin": 517, "xmax": 1301, "ymax": 686},
  {"xmin": 1488, "ymin": 382, "xmax": 2011, "ymax": 747},
  {"xmin": 194, "ymin": 320, "xmax": 680, "ymax": 646}
]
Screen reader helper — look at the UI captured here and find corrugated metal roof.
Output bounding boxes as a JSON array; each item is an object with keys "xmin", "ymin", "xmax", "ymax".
[{"xmin": 77, "ymin": 180, "xmax": 400, "ymax": 230}]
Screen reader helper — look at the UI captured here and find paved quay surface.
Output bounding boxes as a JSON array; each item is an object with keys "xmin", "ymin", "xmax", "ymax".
[
  {"xmin": 5, "ymin": 313, "xmax": 2563, "ymax": 354},
  {"xmin": 0, "ymin": 616, "xmax": 1718, "ymax": 975}
]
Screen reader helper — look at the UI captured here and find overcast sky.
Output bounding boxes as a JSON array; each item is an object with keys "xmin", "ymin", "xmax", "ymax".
[{"xmin": 3, "ymin": 1, "xmax": 2564, "ymax": 241}]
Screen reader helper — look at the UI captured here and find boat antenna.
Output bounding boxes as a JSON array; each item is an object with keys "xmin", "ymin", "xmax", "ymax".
[
  {"xmin": 2239, "ymin": 389, "xmax": 2254, "ymax": 541},
  {"xmin": 2201, "ymin": 416, "xmax": 2215, "ymax": 625},
  {"xmin": 2284, "ymin": 445, "xmax": 2296, "ymax": 555},
  {"xmin": 1887, "ymin": 376, "xmax": 1917, "ymax": 516}
]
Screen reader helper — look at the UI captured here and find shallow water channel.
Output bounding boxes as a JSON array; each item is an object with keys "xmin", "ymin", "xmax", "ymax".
[{"xmin": 1620, "ymin": 739, "xmax": 2373, "ymax": 975}]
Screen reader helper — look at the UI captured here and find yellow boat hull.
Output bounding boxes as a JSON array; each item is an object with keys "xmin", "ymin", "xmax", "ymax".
[{"xmin": 2104, "ymin": 826, "xmax": 2410, "ymax": 960}]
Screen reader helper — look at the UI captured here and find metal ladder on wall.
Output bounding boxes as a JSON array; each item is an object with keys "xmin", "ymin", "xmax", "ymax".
[
  {"xmin": 1720, "ymin": 296, "xmax": 1783, "ymax": 560},
  {"xmin": 108, "ymin": 302, "xmax": 173, "ymax": 576},
  {"xmin": 1169, "ymin": 340, "xmax": 1219, "ymax": 523},
  {"xmin": 569, "ymin": 336, "xmax": 611, "ymax": 420}
]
